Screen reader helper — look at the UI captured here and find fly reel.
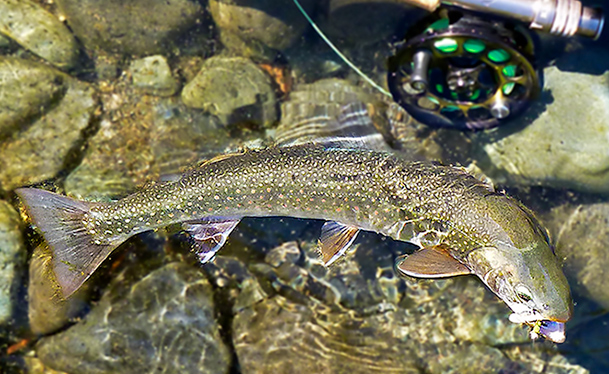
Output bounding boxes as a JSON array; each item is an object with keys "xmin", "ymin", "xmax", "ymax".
[{"xmin": 388, "ymin": 11, "xmax": 540, "ymax": 130}]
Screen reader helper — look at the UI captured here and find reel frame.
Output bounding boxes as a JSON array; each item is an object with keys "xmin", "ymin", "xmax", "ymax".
[{"xmin": 388, "ymin": 10, "xmax": 541, "ymax": 130}]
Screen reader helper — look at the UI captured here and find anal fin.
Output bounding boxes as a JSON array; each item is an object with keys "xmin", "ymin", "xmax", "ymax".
[
  {"xmin": 183, "ymin": 218, "xmax": 240, "ymax": 263},
  {"xmin": 395, "ymin": 244, "xmax": 472, "ymax": 278},
  {"xmin": 318, "ymin": 221, "xmax": 360, "ymax": 266}
]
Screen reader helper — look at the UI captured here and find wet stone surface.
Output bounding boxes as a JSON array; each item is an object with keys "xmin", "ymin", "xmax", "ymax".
[
  {"xmin": 64, "ymin": 81, "xmax": 236, "ymax": 200},
  {"xmin": 0, "ymin": 0, "xmax": 79, "ymax": 69},
  {"xmin": 36, "ymin": 262, "xmax": 231, "ymax": 374},
  {"xmin": 275, "ymin": 78, "xmax": 388, "ymax": 146},
  {"xmin": 276, "ymin": 78, "xmax": 443, "ymax": 160},
  {"xmin": 0, "ymin": 200, "xmax": 24, "ymax": 326},
  {"xmin": 471, "ymin": 47, "xmax": 609, "ymax": 194},
  {"xmin": 55, "ymin": 0, "xmax": 203, "ymax": 56},
  {"xmin": 0, "ymin": 57, "xmax": 66, "ymax": 140},
  {"xmin": 27, "ymin": 243, "xmax": 90, "ymax": 335},
  {"xmin": 129, "ymin": 55, "xmax": 180, "ymax": 97},
  {"xmin": 209, "ymin": 0, "xmax": 316, "ymax": 58},
  {"xmin": 542, "ymin": 202, "xmax": 609, "ymax": 311},
  {"xmin": 0, "ymin": 64, "xmax": 97, "ymax": 193},
  {"xmin": 198, "ymin": 222, "xmax": 585, "ymax": 374},
  {"xmin": 182, "ymin": 56, "xmax": 277, "ymax": 128}
]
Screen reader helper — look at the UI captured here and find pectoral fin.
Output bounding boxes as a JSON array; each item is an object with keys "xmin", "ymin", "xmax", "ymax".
[
  {"xmin": 396, "ymin": 244, "xmax": 472, "ymax": 278},
  {"xmin": 183, "ymin": 218, "xmax": 240, "ymax": 263},
  {"xmin": 318, "ymin": 221, "xmax": 360, "ymax": 266}
]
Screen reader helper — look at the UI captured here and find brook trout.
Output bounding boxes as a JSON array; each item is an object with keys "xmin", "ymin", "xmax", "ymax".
[{"xmin": 16, "ymin": 143, "xmax": 572, "ymax": 343}]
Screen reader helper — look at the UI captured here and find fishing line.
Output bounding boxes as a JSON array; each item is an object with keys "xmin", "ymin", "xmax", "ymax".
[{"xmin": 291, "ymin": 0, "xmax": 392, "ymax": 97}]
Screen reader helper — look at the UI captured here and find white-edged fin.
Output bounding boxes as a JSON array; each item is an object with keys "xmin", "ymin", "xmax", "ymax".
[
  {"xmin": 318, "ymin": 221, "xmax": 360, "ymax": 266},
  {"xmin": 183, "ymin": 218, "xmax": 240, "ymax": 263},
  {"xmin": 396, "ymin": 245, "xmax": 472, "ymax": 278},
  {"xmin": 276, "ymin": 101, "xmax": 390, "ymax": 151},
  {"xmin": 15, "ymin": 188, "xmax": 123, "ymax": 299}
]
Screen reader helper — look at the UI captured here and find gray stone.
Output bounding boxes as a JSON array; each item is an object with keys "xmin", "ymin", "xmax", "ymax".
[
  {"xmin": 275, "ymin": 78, "xmax": 443, "ymax": 160},
  {"xmin": 542, "ymin": 202, "xmax": 609, "ymax": 310},
  {"xmin": 28, "ymin": 243, "xmax": 90, "ymax": 335},
  {"xmin": 275, "ymin": 78, "xmax": 389, "ymax": 148},
  {"xmin": 182, "ymin": 56, "xmax": 277, "ymax": 128},
  {"xmin": 324, "ymin": 0, "xmax": 425, "ymax": 44},
  {"xmin": 204, "ymin": 227, "xmax": 581, "ymax": 374},
  {"xmin": 0, "ymin": 33, "xmax": 11, "ymax": 48},
  {"xmin": 0, "ymin": 65, "xmax": 97, "ymax": 192},
  {"xmin": 0, "ymin": 0, "xmax": 79, "ymax": 69},
  {"xmin": 284, "ymin": 46, "xmax": 346, "ymax": 83},
  {"xmin": 0, "ymin": 57, "xmax": 66, "ymax": 140},
  {"xmin": 0, "ymin": 200, "xmax": 24, "ymax": 326},
  {"xmin": 36, "ymin": 262, "xmax": 231, "ymax": 374},
  {"xmin": 24, "ymin": 356, "xmax": 70, "ymax": 374},
  {"xmin": 129, "ymin": 55, "xmax": 180, "ymax": 97},
  {"xmin": 55, "ymin": 0, "xmax": 203, "ymax": 56},
  {"xmin": 471, "ymin": 48, "xmax": 609, "ymax": 194},
  {"xmin": 64, "ymin": 88, "xmax": 234, "ymax": 200},
  {"xmin": 209, "ymin": 0, "xmax": 316, "ymax": 55}
]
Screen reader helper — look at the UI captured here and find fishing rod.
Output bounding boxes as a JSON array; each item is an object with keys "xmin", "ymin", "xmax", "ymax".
[{"xmin": 402, "ymin": 0, "xmax": 604, "ymax": 39}]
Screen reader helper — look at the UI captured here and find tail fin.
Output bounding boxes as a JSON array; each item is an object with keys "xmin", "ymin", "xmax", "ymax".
[{"xmin": 16, "ymin": 188, "xmax": 122, "ymax": 298}]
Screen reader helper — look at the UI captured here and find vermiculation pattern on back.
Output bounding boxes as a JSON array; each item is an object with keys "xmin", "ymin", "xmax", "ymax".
[{"xmin": 86, "ymin": 145, "xmax": 499, "ymax": 254}]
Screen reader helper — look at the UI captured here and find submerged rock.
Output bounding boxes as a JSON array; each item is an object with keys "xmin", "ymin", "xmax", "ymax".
[
  {"xmin": 203, "ymin": 219, "xmax": 581, "ymax": 374},
  {"xmin": 0, "ymin": 200, "xmax": 24, "ymax": 326},
  {"xmin": 129, "ymin": 55, "xmax": 180, "ymax": 97},
  {"xmin": 0, "ymin": 57, "xmax": 66, "ymax": 140},
  {"xmin": 0, "ymin": 33, "xmax": 11, "ymax": 49},
  {"xmin": 55, "ymin": 0, "xmax": 203, "ymax": 56},
  {"xmin": 182, "ymin": 56, "xmax": 277, "ymax": 128},
  {"xmin": 275, "ymin": 78, "xmax": 389, "ymax": 148},
  {"xmin": 0, "ymin": 63, "xmax": 97, "ymax": 192},
  {"xmin": 542, "ymin": 202, "xmax": 609, "ymax": 311},
  {"xmin": 471, "ymin": 48, "xmax": 609, "ymax": 194},
  {"xmin": 325, "ymin": 0, "xmax": 424, "ymax": 44},
  {"xmin": 276, "ymin": 78, "xmax": 443, "ymax": 160},
  {"xmin": 36, "ymin": 262, "xmax": 231, "ymax": 374},
  {"xmin": 28, "ymin": 243, "xmax": 90, "ymax": 335},
  {"xmin": 209, "ymin": 0, "xmax": 316, "ymax": 57},
  {"xmin": 24, "ymin": 356, "xmax": 70, "ymax": 374},
  {"xmin": 64, "ymin": 84, "xmax": 234, "ymax": 199},
  {"xmin": 0, "ymin": 0, "xmax": 79, "ymax": 69}
]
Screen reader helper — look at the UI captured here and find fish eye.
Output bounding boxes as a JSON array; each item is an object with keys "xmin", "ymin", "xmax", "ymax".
[{"xmin": 515, "ymin": 285, "xmax": 533, "ymax": 302}]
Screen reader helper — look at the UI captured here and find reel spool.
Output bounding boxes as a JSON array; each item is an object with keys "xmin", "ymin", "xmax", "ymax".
[{"xmin": 387, "ymin": 11, "xmax": 541, "ymax": 130}]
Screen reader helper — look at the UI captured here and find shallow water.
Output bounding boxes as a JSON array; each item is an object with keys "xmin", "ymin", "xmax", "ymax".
[{"xmin": 1, "ymin": 0, "xmax": 609, "ymax": 373}]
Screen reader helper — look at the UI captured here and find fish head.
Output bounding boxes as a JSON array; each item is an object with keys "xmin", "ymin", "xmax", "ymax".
[
  {"xmin": 463, "ymin": 194, "xmax": 574, "ymax": 343},
  {"xmin": 467, "ymin": 240, "xmax": 573, "ymax": 343}
]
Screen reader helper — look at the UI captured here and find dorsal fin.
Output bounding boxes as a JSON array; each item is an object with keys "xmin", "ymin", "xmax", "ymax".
[
  {"xmin": 463, "ymin": 163, "xmax": 495, "ymax": 192},
  {"xmin": 199, "ymin": 149, "xmax": 247, "ymax": 167}
]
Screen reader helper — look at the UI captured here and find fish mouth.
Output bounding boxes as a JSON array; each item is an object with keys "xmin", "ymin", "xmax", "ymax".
[
  {"xmin": 508, "ymin": 311, "xmax": 544, "ymax": 324},
  {"xmin": 529, "ymin": 320, "xmax": 566, "ymax": 344},
  {"xmin": 509, "ymin": 313, "xmax": 567, "ymax": 343}
]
